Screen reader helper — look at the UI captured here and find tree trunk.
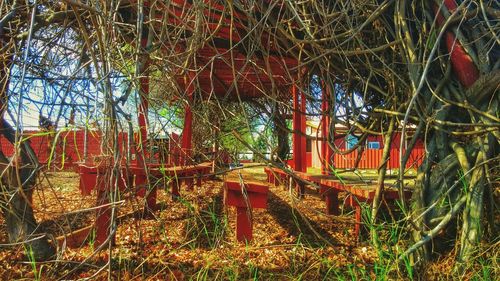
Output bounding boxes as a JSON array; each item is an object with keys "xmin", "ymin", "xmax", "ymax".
[
  {"xmin": 0, "ymin": 33, "xmax": 54, "ymax": 260},
  {"xmin": 272, "ymin": 104, "xmax": 290, "ymax": 164},
  {"xmin": 370, "ymin": 116, "xmax": 395, "ymax": 246},
  {"xmin": 0, "ymin": 121, "xmax": 56, "ymax": 261}
]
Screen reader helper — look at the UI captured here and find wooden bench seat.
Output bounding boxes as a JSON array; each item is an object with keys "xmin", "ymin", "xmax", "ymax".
[
  {"xmin": 224, "ymin": 180, "xmax": 269, "ymax": 242},
  {"xmin": 263, "ymin": 166, "xmax": 411, "ymax": 240},
  {"xmin": 72, "ymin": 162, "xmax": 214, "ymax": 248},
  {"xmin": 159, "ymin": 162, "xmax": 212, "ymax": 199}
]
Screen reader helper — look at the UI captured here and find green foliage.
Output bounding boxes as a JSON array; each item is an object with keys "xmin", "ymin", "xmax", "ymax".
[{"xmin": 24, "ymin": 245, "xmax": 43, "ymax": 281}]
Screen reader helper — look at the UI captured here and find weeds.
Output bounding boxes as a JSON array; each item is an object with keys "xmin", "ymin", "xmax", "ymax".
[
  {"xmin": 88, "ymin": 228, "xmax": 96, "ymax": 251},
  {"xmin": 24, "ymin": 245, "xmax": 43, "ymax": 281}
]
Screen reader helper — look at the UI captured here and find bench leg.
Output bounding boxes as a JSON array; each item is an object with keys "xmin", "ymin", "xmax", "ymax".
[
  {"xmin": 273, "ymin": 174, "xmax": 280, "ymax": 187},
  {"xmin": 295, "ymin": 181, "xmax": 305, "ymax": 199},
  {"xmin": 186, "ymin": 175, "xmax": 194, "ymax": 191},
  {"xmin": 135, "ymin": 175, "xmax": 147, "ymax": 197},
  {"xmin": 354, "ymin": 204, "xmax": 361, "ymax": 241},
  {"xmin": 144, "ymin": 186, "xmax": 157, "ymax": 216},
  {"xmin": 95, "ymin": 189, "xmax": 113, "ymax": 246},
  {"xmin": 348, "ymin": 196, "xmax": 362, "ymax": 241},
  {"xmin": 171, "ymin": 180, "xmax": 180, "ymax": 200},
  {"xmin": 196, "ymin": 173, "xmax": 202, "ymax": 187},
  {"xmin": 325, "ymin": 190, "xmax": 340, "ymax": 215},
  {"xmin": 236, "ymin": 206, "xmax": 253, "ymax": 242}
]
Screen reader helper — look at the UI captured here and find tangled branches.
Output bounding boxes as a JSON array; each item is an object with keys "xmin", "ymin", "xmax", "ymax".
[{"xmin": 0, "ymin": 0, "xmax": 498, "ymax": 277}]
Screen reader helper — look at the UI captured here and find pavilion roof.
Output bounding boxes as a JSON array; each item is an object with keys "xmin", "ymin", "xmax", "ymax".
[{"xmin": 127, "ymin": 0, "xmax": 299, "ymax": 100}]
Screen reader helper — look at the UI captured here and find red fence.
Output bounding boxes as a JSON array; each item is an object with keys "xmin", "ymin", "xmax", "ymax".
[
  {"xmin": 0, "ymin": 130, "xmax": 197, "ymax": 169},
  {"xmin": 0, "ymin": 130, "xmax": 132, "ymax": 169},
  {"xmin": 331, "ymin": 147, "xmax": 425, "ymax": 169}
]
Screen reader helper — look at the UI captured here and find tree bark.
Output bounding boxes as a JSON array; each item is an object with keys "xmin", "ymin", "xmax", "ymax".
[
  {"xmin": 0, "ymin": 120, "xmax": 56, "ymax": 261},
  {"xmin": 370, "ymin": 116, "xmax": 395, "ymax": 246},
  {"xmin": 272, "ymin": 103, "xmax": 290, "ymax": 164},
  {"xmin": 0, "ymin": 33, "xmax": 54, "ymax": 260}
]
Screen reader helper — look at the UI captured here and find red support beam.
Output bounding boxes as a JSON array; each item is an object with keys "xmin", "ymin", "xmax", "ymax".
[
  {"xmin": 137, "ymin": 38, "xmax": 150, "ymax": 166},
  {"xmin": 292, "ymin": 85, "xmax": 300, "ymax": 171},
  {"xmin": 292, "ymin": 85, "xmax": 306, "ymax": 173},
  {"xmin": 180, "ymin": 74, "xmax": 194, "ymax": 165},
  {"xmin": 292, "ymin": 85, "xmax": 307, "ymax": 198},
  {"xmin": 434, "ymin": 1, "xmax": 479, "ymax": 88},
  {"xmin": 137, "ymin": 72, "xmax": 149, "ymax": 159},
  {"xmin": 321, "ymin": 81, "xmax": 333, "ymax": 174},
  {"xmin": 95, "ymin": 189, "xmax": 113, "ymax": 246},
  {"xmin": 300, "ymin": 91, "xmax": 307, "ymax": 172}
]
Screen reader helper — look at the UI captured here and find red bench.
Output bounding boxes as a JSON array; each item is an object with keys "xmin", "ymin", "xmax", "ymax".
[
  {"xmin": 263, "ymin": 166, "xmax": 411, "ymax": 240},
  {"xmin": 318, "ymin": 178, "xmax": 411, "ymax": 239},
  {"xmin": 263, "ymin": 167, "xmax": 308, "ymax": 197},
  {"xmin": 76, "ymin": 162, "xmax": 132, "ymax": 245},
  {"xmin": 129, "ymin": 163, "xmax": 166, "ymax": 214},
  {"xmin": 160, "ymin": 162, "xmax": 212, "ymax": 199},
  {"xmin": 224, "ymin": 181, "xmax": 269, "ymax": 242},
  {"xmin": 264, "ymin": 166, "xmax": 289, "ymax": 188},
  {"xmin": 72, "ymin": 161, "xmax": 213, "ymax": 248}
]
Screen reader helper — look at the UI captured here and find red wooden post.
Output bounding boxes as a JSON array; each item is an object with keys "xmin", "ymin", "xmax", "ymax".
[
  {"xmin": 196, "ymin": 172, "xmax": 203, "ymax": 187},
  {"xmin": 185, "ymin": 173, "xmax": 194, "ymax": 190},
  {"xmin": 321, "ymin": 185, "xmax": 339, "ymax": 215},
  {"xmin": 349, "ymin": 195, "xmax": 362, "ymax": 241},
  {"xmin": 78, "ymin": 164, "xmax": 98, "ymax": 195},
  {"xmin": 95, "ymin": 189, "xmax": 113, "ymax": 245},
  {"xmin": 181, "ymin": 106, "xmax": 192, "ymax": 165},
  {"xmin": 292, "ymin": 85, "xmax": 302, "ymax": 173},
  {"xmin": 181, "ymin": 74, "xmax": 195, "ymax": 165},
  {"xmin": 225, "ymin": 181, "xmax": 268, "ymax": 242},
  {"xmin": 236, "ymin": 207, "xmax": 253, "ymax": 241},
  {"xmin": 171, "ymin": 180, "xmax": 180, "ymax": 200},
  {"xmin": 292, "ymin": 85, "xmax": 307, "ymax": 198},
  {"xmin": 321, "ymin": 81, "xmax": 333, "ymax": 174},
  {"xmin": 434, "ymin": 1, "xmax": 479, "ymax": 88},
  {"xmin": 300, "ymin": 90, "xmax": 307, "ymax": 172},
  {"xmin": 137, "ymin": 38, "xmax": 149, "ymax": 167}
]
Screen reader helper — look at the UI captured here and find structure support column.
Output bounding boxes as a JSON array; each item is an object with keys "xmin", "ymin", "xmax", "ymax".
[
  {"xmin": 292, "ymin": 85, "xmax": 306, "ymax": 173},
  {"xmin": 136, "ymin": 36, "xmax": 150, "ymax": 165},
  {"xmin": 180, "ymin": 74, "xmax": 194, "ymax": 165},
  {"xmin": 292, "ymin": 85, "xmax": 306, "ymax": 198},
  {"xmin": 321, "ymin": 81, "xmax": 333, "ymax": 174},
  {"xmin": 135, "ymin": 38, "xmax": 158, "ymax": 214},
  {"xmin": 300, "ymin": 91, "xmax": 307, "ymax": 171},
  {"xmin": 137, "ymin": 69, "xmax": 149, "ymax": 165},
  {"xmin": 95, "ymin": 189, "xmax": 113, "ymax": 246}
]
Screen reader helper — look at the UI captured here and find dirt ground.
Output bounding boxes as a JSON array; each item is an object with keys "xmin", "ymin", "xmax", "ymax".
[{"xmin": 0, "ymin": 164, "xmax": 467, "ymax": 280}]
